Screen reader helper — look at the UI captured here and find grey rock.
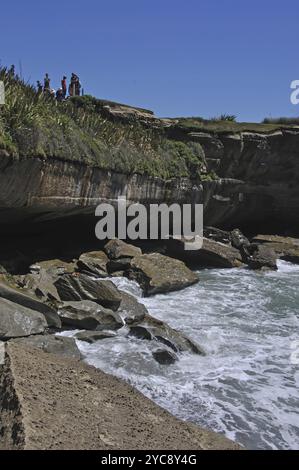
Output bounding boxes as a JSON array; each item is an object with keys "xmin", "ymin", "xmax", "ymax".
[
  {"xmin": 54, "ymin": 274, "xmax": 122, "ymax": 311},
  {"xmin": 127, "ymin": 253, "xmax": 199, "ymax": 296},
  {"xmin": 58, "ymin": 300, "xmax": 123, "ymax": 330},
  {"xmin": 10, "ymin": 335, "xmax": 81, "ymax": 360},
  {"xmin": 76, "ymin": 251, "xmax": 108, "ymax": 278},
  {"xmin": 0, "ymin": 298, "xmax": 47, "ymax": 340},
  {"xmin": 152, "ymin": 348, "xmax": 178, "ymax": 365},
  {"xmin": 75, "ymin": 330, "xmax": 116, "ymax": 343},
  {"xmin": 104, "ymin": 239, "xmax": 142, "ymax": 260},
  {"xmin": 246, "ymin": 244, "xmax": 278, "ymax": 271},
  {"xmin": 126, "ymin": 313, "xmax": 205, "ymax": 355},
  {"xmin": 0, "ymin": 280, "xmax": 61, "ymax": 329}
]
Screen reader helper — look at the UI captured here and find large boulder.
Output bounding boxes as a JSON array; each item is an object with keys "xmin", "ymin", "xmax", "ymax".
[
  {"xmin": 10, "ymin": 335, "xmax": 81, "ymax": 360},
  {"xmin": 104, "ymin": 239, "xmax": 142, "ymax": 260},
  {"xmin": 127, "ymin": 253, "xmax": 199, "ymax": 296},
  {"xmin": 251, "ymin": 234, "xmax": 299, "ymax": 264},
  {"xmin": 127, "ymin": 312, "xmax": 205, "ymax": 355},
  {"xmin": 18, "ymin": 269, "xmax": 60, "ymax": 303},
  {"xmin": 58, "ymin": 300, "xmax": 123, "ymax": 330},
  {"xmin": 118, "ymin": 291, "xmax": 149, "ymax": 320},
  {"xmin": 54, "ymin": 274, "xmax": 122, "ymax": 311},
  {"xmin": 0, "ymin": 278, "xmax": 61, "ymax": 328},
  {"xmin": 105, "ymin": 239, "xmax": 142, "ymax": 274},
  {"xmin": 152, "ymin": 348, "xmax": 178, "ymax": 365},
  {"xmin": 168, "ymin": 237, "xmax": 243, "ymax": 268},
  {"xmin": 29, "ymin": 259, "xmax": 76, "ymax": 277},
  {"xmin": 76, "ymin": 251, "xmax": 108, "ymax": 278},
  {"xmin": 0, "ymin": 343, "xmax": 241, "ymax": 449},
  {"xmin": 0, "ymin": 298, "xmax": 47, "ymax": 340},
  {"xmin": 246, "ymin": 244, "xmax": 278, "ymax": 271},
  {"xmin": 75, "ymin": 330, "xmax": 116, "ymax": 343}
]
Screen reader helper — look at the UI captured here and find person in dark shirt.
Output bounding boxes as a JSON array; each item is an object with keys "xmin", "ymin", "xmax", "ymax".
[
  {"xmin": 61, "ymin": 76, "xmax": 67, "ymax": 98},
  {"xmin": 44, "ymin": 73, "xmax": 51, "ymax": 91}
]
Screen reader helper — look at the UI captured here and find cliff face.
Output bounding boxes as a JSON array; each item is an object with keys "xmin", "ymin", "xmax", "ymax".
[{"xmin": 0, "ymin": 86, "xmax": 299, "ymax": 234}]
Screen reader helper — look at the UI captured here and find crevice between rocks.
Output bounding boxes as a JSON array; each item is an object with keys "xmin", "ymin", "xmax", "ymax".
[{"xmin": 0, "ymin": 344, "xmax": 25, "ymax": 449}]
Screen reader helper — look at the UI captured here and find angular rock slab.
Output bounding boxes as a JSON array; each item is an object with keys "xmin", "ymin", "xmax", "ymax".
[
  {"xmin": 75, "ymin": 330, "xmax": 116, "ymax": 343},
  {"xmin": 0, "ymin": 342, "xmax": 242, "ymax": 449},
  {"xmin": 76, "ymin": 251, "xmax": 108, "ymax": 278},
  {"xmin": 54, "ymin": 274, "xmax": 121, "ymax": 311},
  {"xmin": 128, "ymin": 253, "xmax": 199, "ymax": 296},
  {"xmin": 10, "ymin": 335, "xmax": 81, "ymax": 360},
  {"xmin": 0, "ymin": 298, "xmax": 47, "ymax": 340},
  {"xmin": 127, "ymin": 311, "xmax": 205, "ymax": 355},
  {"xmin": 104, "ymin": 239, "xmax": 142, "ymax": 260},
  {"xmin": 0, "ymin": 279, "xmax": 61, "ymax": 328},
  {"xmin": 58, "ymin": 300, "xmax": 123, "ymax": 330}
]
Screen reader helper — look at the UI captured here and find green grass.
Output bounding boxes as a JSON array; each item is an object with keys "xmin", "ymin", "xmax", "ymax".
[
  {"xmin": 262, "ymin": 117, "xmax": 299, "ymax": 125},
  {"xmin": 0, "ymin": 67, "xmax": 212, "ymax": 179}
]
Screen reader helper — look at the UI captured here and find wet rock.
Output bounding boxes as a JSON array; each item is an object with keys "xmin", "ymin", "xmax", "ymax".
[
  {"xmin": 0, "ymin": 278, "xmax": 61, "ymax": 329},
  {"xmin": 118, "ymin": 291, "xmax": 148, "ymax": 319},
  {"xmin": 10, "ymin": 335, "xmax": 81, "ymax": 360},
  {"xmin": 76, "ymin": 251, "xmax": 108, "ymax": 278},
  {"xmin": 75, "ymin": 330, "xmax": 116, "ymax": 343},
  {"xmin": 0, "ymin": 298, "xmax": 47, "ymax": 340},
  {"xmin": 246, "ymin": 244, "xmax": 278, "ymax": 270},
  {"xmin": 126, "ymin": 313, "xmax": 205, "ymax": 355},
  {"xmin": 152, "ymin": 348, "xmax": 178, "ymax": 365},
  {"xmin": 251, "ymin": 235, "xmax": 299, "ymax": 264},
  {"xmin": 129, "ymin": 326, "xmax": 154, "ymax": 340},
  {"xmin": 127, "ymin": 253, "xmax": 199, "ymax": 296},
  {"xmin": 104, "ymin": 239, "xmax": 142, "ymax": 260},
  {"xmin": 54, "ymin": 274, "xmax": 122, "ymax": 311},
  {"xmin": 58, "ymin": 300, "xmax": 123, "ymax": 330}
]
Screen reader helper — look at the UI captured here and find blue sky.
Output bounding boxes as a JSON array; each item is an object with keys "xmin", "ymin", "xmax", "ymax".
[{"xmin": 0, "ymin": 0, "xmax": 298, "ymax": 121}]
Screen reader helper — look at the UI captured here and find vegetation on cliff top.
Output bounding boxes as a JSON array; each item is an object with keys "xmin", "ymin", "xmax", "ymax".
[
  {"xmin": 0, "ymin": 67, "xmax": 208, "ymax": 180},
  {"xmin": 1, "ymin": 67, "xmax": 298, "ymax": 179}
]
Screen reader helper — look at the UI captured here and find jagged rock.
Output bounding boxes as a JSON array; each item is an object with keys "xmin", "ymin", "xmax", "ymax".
[
  {"xmin": 19, "ymin": 269, "xmax": 60, "ymax": 303},
  {"xmin": 76, "ymin": 251, "xmax": 108, "ymax": 277},
  {"xmin": 75, "ymin": 330, "xmax": 116, "ymax": 343},
  {"xmin": 107, "ymin": 258, "xmax": 132, "ymax": 274},
  {"xmin": 246, "ymin": 244, "xmax": 278, "ymax": 270},
  {"xmin": 251, "ymin": 235, "xmax": 299, "ymax": 264},
  {"xmin": 127, "ymin": 253, "xmax": 199, "ymax": 296},
  {"xmin": 152, "ymin": 348, "xmax": 178, "ymax": 365},
  {"xmin": 118, "ymin": 291, "xmax": 148, "ymax": 319},
  {"xmin": 0, "ymin": 298, "xmax": 47, "ymax": 340},
  {"xmin": 0, "ymin": 343, "xmax": 241, "ymax": 449},
  {"xmin": 0, "ymin": 277, "xmax": 61, "ymax": 328},
  {"xmin": 127, "ymin": 312, "xmax": 205, "ymax": 355},
  {"xmin": 58, "ymin": 300, "xmax": 123, "ymax": 330},
  {"xmin": 203, "ymin": 226, "xmax": 231, "ymax": 244},
  {"xmin": 230, "ymin": 229, "xmax": 250, "ymax": 250},
  {"xmin": 29, "ymin": 259, "xmax": 76, "ymax": 276},
  {"xmin": 10, "ymin": 335, "xmax": 81, "ymax": 360},
  {"xmin": 104, "ymin": 239, "xmax": 142, "ymax": 260},
  {"xmin": 54, "ymin": 274, "xmax": 122, "ymax": 311},
  {"xmin": 168, "ymin": 237, "xmax": 243, "ymax": 268}
]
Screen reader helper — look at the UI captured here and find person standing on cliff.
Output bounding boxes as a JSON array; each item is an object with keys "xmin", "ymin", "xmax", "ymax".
[
  {"xmin": 61, "ymin": 76, "xmax": 67, "ymax": 98},
  {"xmin": 44, "ymin": 73, "xmax": 51, "ymax": 91},
  {"xmin": 36, "ymin": 80, "xmax": 43, "ymax": 94}
]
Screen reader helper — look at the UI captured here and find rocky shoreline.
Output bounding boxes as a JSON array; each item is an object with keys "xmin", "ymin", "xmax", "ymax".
[{"xmin": 1, "ymin": 231, "xmax": 299, "ymax": 449}]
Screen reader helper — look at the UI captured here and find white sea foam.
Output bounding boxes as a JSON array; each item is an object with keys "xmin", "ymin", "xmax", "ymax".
[{"xmin": 61, "ymin": 260, "xmax": 299, "ymax": 449}]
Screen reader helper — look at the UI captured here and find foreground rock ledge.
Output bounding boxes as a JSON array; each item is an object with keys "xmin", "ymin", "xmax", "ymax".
[{"xmin": 0, "ymin": 343, "xmax": 241, "ymax": 450}]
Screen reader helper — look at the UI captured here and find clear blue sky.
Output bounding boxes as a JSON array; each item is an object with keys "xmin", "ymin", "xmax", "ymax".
[{"xmin": 1, "ymin": 0, "xmax": 298, "ymax": 121}]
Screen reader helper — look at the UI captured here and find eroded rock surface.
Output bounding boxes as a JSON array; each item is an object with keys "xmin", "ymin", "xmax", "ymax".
[{"xmin": 0, "ymin": 343, "xmax": 241, "ymax": 450}]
